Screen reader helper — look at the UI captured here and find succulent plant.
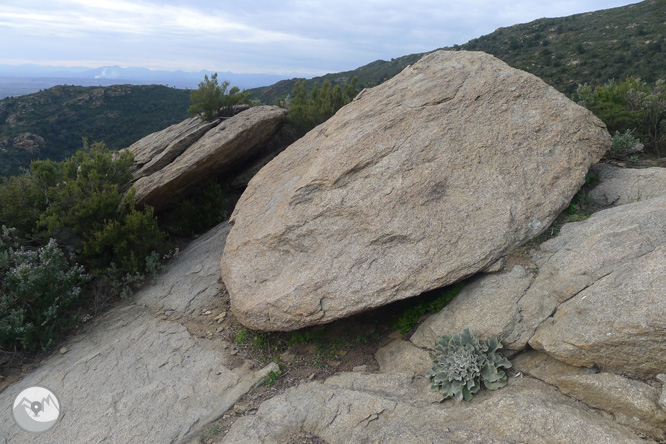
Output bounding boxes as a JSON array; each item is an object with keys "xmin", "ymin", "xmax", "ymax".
[{"xmin": 426, "ymin": 327, "xmax": 512, "ymax": 401}]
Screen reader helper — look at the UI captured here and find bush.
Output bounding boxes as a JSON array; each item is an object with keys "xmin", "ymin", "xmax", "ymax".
[
  {"xmin": 426, "ymin": 328, "xmax": 512, "ymax": 401},
  {"xmin": 159, "ymin": 181, "xmax": 227, "ymax": 237},
  {"xmin": 575, "ymin": 77, "xmax": 666, "ymax": 156},
  {"xmin": 0, "ymin": 234, "xmax": 90, "ymax": 352},
  {"xmin": 283, "ymin": 77, "xmax": 358, "ymax": 136},
  {"xmin": 188, "ymin": 73, "xmax": 250, "ymax": 121},
  {"xmin": 0, "ymin": 173, "xmax": 48, "ymax": 236},
  {"xmin": 38, "ymin": 140, "xmax": 134, "ymax": 237},
  {"xmin": 609, "ymin": 129, "xmax": 644, "ymax": 159},
  {"xmin": 0, "ymin": 141, "xmax": 170, "ymax": 303},
  {"xmin": 82, "ymin": 203, "xmax": 165, "ymax": 278}
]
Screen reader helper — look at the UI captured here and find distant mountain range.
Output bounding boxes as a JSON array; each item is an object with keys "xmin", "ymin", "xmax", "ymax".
[{"xmin": 0, "ymin": 65, "xmax": 292, "ymax": 98}]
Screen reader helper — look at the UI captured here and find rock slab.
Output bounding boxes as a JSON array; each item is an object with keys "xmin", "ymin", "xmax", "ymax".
[
  {"xmin": 221, "ymin": 50, "xmax": 610, "ymax": 331},
  {"xmin": 128, "ymin": 116, "xmax": 220, "ymax": 180},
  {"xmin": 219, "ymin": 372, "xmax": 650, "ymax": 444},
  {"xmin": 132, "ymin": 106, "xmax": 286, "ymax": 210},
  {"xmin": 589, "ymin": 163, "xmax": 666, "ymax": 207},
  {"xmin": 412, "ymin": 195, "xmax": 666, "ymax": 378}
]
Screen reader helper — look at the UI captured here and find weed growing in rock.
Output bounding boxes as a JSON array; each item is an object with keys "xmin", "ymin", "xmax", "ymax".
[
  {"xmin": 426, "ymin": 328, "xmax": 511, "ymax": 402},
  {"xmin": 235, "ymin": 328, "xmax": 250, "ymax": 345},
  {"xmin": 199, "ymin": 423, "xmax": 223, "ymax": 443},
  {"xmin": 393, "ymin": 283, "xmax": 465, "ymax": 336},
  {"xmin": 264, "ymin": 369, "xmax": 283, "ymax": 387}
]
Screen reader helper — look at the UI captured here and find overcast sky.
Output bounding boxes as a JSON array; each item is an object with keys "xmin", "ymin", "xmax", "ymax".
[{"xmin": 0, "ymin": 0, "xmax": 640, "ymax": 76}]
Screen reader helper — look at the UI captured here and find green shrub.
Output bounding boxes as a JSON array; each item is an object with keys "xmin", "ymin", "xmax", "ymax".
[
  {"xmin": 82, "ymin": 196, "xmax": 165, "ymax": 277},
  {"xmin": 575, "ymin": 77, "xmax": 666, "ymax": 156},
  {"xmin": 0, "ymin": 174, "xmax": 47, "ymax": 236},
  {"xmin": 38, "ymin": 140, "xmax": 134, "ymax": 237},
  {"xmin": 0, "ymin": 141, "xmax": 168, "ymax": 278},
  {"xmin": 284, "ymin": 77, "xmax": 358, "ymax": 136},
  {"xmin": 426, "ymin": 328, "xmax": 512, "ymax": 401},
  {"xmin": 609, "ymin": 129, "xmax": 643, "ymax": 159},
  {"xmin": 159, "ymin": 181, "xmax": 227, "ymax": 237},
  {"xmin": 188, "ymin": 73, "xmax": 250, "ymax": 121},
  {"xmin": 0, "ymin": 141, "xmax": 170, "ymax": 324},
  {"xmin": 0, "ymin": 236, "xmax": 90, "ymax": 351}
]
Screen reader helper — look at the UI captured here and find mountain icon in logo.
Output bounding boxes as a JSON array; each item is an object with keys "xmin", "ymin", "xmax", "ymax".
[{"xmin": 12, "ymin": 386, "xmax": 61, "ymax": 433}]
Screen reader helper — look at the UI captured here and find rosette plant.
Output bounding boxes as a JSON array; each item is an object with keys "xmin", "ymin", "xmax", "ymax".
[{"xmin": 426, "ymin": 327, "xmax": 512, "ymax": 401}]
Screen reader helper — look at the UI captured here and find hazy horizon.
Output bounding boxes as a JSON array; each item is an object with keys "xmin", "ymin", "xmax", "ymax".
[{"xmin": 1, "ymin": 1, "xmax": 640, "ymax": 77}]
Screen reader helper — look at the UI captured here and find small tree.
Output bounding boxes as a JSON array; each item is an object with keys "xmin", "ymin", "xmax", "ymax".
[{"xmin": 188, "ymin": 73, "xmax": 250, "ymax": 121}]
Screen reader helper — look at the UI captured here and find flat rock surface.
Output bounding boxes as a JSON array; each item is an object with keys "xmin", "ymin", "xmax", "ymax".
[
  {"xmin": 133, "ymin": 106, "xmax": 286, "ymax": 210},
  {"xmin": 589, "ymin": 163, "xmax": 666, "ymax": 207},
  {"xmin": 529, "ymin": 240, "xmax": 666, "ymax": 378},
  {"xmin": 219, "ymin": 372, "xmax": 650, "ymax": 444},
  {"xmin": 137, "ymin": 222, "xmax": 231, "ymax": 313},
  {"xmin": 514, "ymin": 351, "xmax": 666, "ymax": 440},
  {"xmin": 222, "ymin": 50, "xmax": 609, "ymax": 331},
  {"xmin": 0, "ymin": 222, "xmax": 274, "ymax": 444}
]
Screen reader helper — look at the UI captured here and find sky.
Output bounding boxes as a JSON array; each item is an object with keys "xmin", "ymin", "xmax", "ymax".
[{"xmin": 0, "ymin": 0, "xmax": 641, "ymax": 77}]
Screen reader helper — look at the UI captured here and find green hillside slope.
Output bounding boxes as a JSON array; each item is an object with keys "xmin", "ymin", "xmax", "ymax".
[
  {"xmin": 0, "ymin": 84, "xmax": 190, "ymax": 177},
  {"xmin": 252, "ymin": 0, "xmax": 665, "ymax": 104},
  {"xmin": 249, "ymin": 53, "xmax": 424, "ymax": 105},
  {"xmin": 461, "ymin": 0, "xmax": 666, "ymax": 94}
]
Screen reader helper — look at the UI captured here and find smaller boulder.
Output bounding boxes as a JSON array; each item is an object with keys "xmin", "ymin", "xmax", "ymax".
[
  {"xmin": 131, "ymin": 106, "xmax": 286, "ymax": 210},
  {"xmin": 589, "ymin": 163, "xmax": 666, "ymax": 207},
  {"xmin": 128, "ymin": 116, "xmax": 220, "ymax": 179},
  {"xmin": 410, "ymin": 265, "xmax": 533, "ymax": 350}
]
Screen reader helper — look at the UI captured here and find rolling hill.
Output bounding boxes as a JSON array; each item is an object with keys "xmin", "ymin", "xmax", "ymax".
[{"xmin": 0, "ymin": 84, "xmax": 191, "ymax": 177}]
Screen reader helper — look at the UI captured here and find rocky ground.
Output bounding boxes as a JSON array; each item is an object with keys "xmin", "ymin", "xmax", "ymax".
[
  {"xmin": 2, "ymin": 49, "xmax": 666, "ymax": 443},
  {"xmin": 1, "ymin": 161, "xmax": 666, "ymax": 443}
]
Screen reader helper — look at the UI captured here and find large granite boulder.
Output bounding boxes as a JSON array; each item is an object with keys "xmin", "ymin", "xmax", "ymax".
[
  {"xmin": 221, "ymin": 50, "xmax": 610, "ymax": 331},
  {"xmin": 131, "ymin": 106, "xmax": 286, "ymax": 210}
]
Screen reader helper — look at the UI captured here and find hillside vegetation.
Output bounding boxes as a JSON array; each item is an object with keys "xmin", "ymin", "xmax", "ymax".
[
  {"xmin": 0, "ymin": 85, "xmax": 190, "ymax": 177},
  {"xmin": 251, "ymin": 0, "xmax": 665, "ymax": 103},
  {"xmin": 248, "ymin": 54, "xmax": 422, "ymax": 106},
  {"xmin": 461, "ymin": 0, "xmax": 666, "ymax": 94},
  {"xmin": 1, "ymin": 1, "xmax": 664, "ymax": 178}
]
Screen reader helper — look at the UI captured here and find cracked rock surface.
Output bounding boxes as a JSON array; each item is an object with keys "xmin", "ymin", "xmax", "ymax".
[
  {"xmin": 589, "ymin": 163, "xmax": 666, "ymax": 207},
  {"xmin": 0, "ymin": 222, "xmax": 274, "ymax": 444},
  {"xmin": 412, "ymin": 194, "xmax": 666, "ymax": 375},
  {"xmin": 219, "ymin": 372, "xmax": 649, "ymax": 444},
  {"xmin": 221, "ymin": 50, "xmax": 610, "ymax": 331}
]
